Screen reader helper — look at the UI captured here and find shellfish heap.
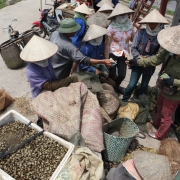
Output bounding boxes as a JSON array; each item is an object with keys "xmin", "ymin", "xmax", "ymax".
[{"xmin": 0, "ymin": 121, "xmax": 68, "ymax": 180}]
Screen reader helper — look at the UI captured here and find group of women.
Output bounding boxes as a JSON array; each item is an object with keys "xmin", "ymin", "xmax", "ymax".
[
  {"xmin": 71, "ymin": 3, "xmax": 180, "ymax": 140},
  {"xmin": 20, "ymin": 2, "xmax": 180, "ymax": 141}
]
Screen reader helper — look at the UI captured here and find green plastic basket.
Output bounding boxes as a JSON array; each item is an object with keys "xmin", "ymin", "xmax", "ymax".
[{"xmin": 103, "ymin": 118, "xmax": 139, "ymax": 162}]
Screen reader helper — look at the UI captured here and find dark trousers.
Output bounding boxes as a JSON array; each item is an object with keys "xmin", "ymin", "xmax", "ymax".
[
  {"xmin": 153, "ymin": 92, "xmax": 180, "ymax": 140},
  {"xmin": 122, "ymin": 67, "xmax": 151, "ymax": 101},
  {"xmin": 109, "ymin": 53, "xmax": 127, "ymax": 87}
]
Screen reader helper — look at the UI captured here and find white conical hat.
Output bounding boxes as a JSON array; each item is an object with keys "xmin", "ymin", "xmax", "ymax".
[
  {"xmin": 134, "ymin": 150, "xmax": 172, "ymax": 180},
  {"xmin": 107, "ymin": 2, "xmax": 134, "ymax": 20},
  {"xmin": 98, "ymin": 2, "xmax": 114, "ymax": 12},
  {"xmin": 20, "ymin": 35, "xmax": 58, "ymax": 62},
  {"xmin": 83, "ymin": 24, "xmax": 109, "ymax": 41},
  {"xmin": 138, "ymin": 9, "xmax": 169, "ymax": 24},
  {"xmin": 74, "ymin": 4, "xmax": 93, "ymax": 15},
  {"xmin": 87, "ymin": 11, "xmax": 111, "ymax": 28},
  {"xmin": 96, "ymin": 0, "xmax": 114, "ymax": 8},
  {"xmin": 157, "ymin": 25, "xmax": 180, "ymax": 55}
]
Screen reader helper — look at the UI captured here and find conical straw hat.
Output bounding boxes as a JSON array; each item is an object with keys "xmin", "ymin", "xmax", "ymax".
[
  {"xmin": 83, "ymin": 24, "xmax": 109, "ymax": 41},
  {"xmin": 98, "ymin": 2, "xmax": 113, "ymax": 12},
  {"xmin": 20, "ymin": 35, "xmax": 58, "ymax": 62},
  {"xmin": 96, "ymin": 0, "xmax": 114, "ymax": 8},
  {"xmin": 134, "ymin": 150, "xmax": 172, "ymax": 180},
  {"xmin": 138, "ymin": 9, "xmax": 169, "ymax": 24},
  {"xmin": 107, "ymin": 2, "xmax": 134, "ymax": 20},
  {"xmin": 74, "ymin": 4, "xmax": 93, "ymax": 15},
  {"xmin": 87, "ymin": 11, "xmax": 111, "ymax": 28},
  {"xmin": 157, "ymin": 25, "xmax": 180, "ymax": 55}
]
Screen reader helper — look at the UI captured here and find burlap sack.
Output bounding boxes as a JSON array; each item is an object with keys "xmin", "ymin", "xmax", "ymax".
[
  {"xmin": 117, "ymin": 103, "xmax": 139, "ymax": 121},
  {"xmin": 31, "ymin": 82, "xmax": 104, "ymax": 152},
  {"xmin": 56, "ymin": 147, "xmax": 104, "ymax": 180},
  {"xmin": 101, "ymin": 107, "xmax": 111, "ymax": 124},
  {"xmin": 102, "ymin": 83, "xmax": 114, "ymax": 91},
  {"xmin": 97, "ymin": 90, "xmax": 120, "ymax": 120},
  {"xmin": 0, "ymin": 89, "xmax": 15, "ymax": 111}
]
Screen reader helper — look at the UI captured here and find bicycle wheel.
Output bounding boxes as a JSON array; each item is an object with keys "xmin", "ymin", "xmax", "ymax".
[{"xmin": 31, "ymin": 25, "xmax": 46, "ymax": 38}]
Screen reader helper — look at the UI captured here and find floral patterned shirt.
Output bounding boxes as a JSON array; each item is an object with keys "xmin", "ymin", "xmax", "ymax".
[{"xmin": 107, "ymin": 23, "xmax": 135, "ymax": 57}]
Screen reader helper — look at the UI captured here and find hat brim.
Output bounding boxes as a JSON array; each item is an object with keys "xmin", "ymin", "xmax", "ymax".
[
  {"xmin": 58, "ymin": 24, "xmax": 81, "ymax": 33},
  {"xmin": 107, "ymin": 12, "xmax": 134, "ymax": 20}
]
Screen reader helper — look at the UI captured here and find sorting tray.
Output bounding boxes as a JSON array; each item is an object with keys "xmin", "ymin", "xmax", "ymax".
[{"xmin": 0, "ymin": 110, "xmax": 74, "ymax": 180}]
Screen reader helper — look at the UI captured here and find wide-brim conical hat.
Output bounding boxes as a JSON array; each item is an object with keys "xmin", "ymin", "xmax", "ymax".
[
  {"xmin": 83, "ymin": 24, "xmax": 109, "ymax": 41},
  {"xmin": 87, "ymin": 11, "xmax": 111, "ymax": 28},
  {"xmin": 134, "ymin": 150, "xmax": 172, "ymax": 180},
  {"xmin": 157, "ymin": 25, "xmax": 180, "ymax": 55},
  {"xmin": 138, "ymin": 9, "xmax": 169, "ymax": 24},
  {"xmin": 74, "ymin": 4, "xmax": 93, "ymax": 15},
  {"xmin": 98, "ymin": 2, "xmax": 114, "ymax": 12},
  {"xmin": 107, "ymin": 2, "xmax": 134, "ymax": 20},
  {"xmin": 20, "ymin": 35, "xmax": 58, "ymax": 62},
  {"xmin": 96, "ymin": 0, "xmax": 114, "ymax": 8}
]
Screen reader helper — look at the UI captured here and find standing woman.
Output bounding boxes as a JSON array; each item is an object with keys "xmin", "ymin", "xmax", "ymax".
[
  {"xmin": 106, "ymin": 3, "xmax": 135, "ymax": 94},
  {"xmin": 122, "ymin": 9, "xmax": 169, "ymax": 101},
  {"xmin": 71, "ymin": 4, "xmax": 92, "ymax": 48}
]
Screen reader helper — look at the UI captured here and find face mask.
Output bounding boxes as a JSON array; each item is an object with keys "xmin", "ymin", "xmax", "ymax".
[
  {"xmin": 146, "ymin": 24, "xmax": 162, "ymax": 36},
  {"xmin": 116, "ymin": 14, "xmax": 129, "ymax": 24},
  {"xmin": 89, "ymin": 36, "xmax": 103, "ymax": 46},
  {"xmin": 34, "ymin": 60, "xmax": 49, "ymax": 67}
]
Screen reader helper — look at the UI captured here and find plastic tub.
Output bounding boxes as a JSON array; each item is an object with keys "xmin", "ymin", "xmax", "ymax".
[{"xmin": 0, "ymin": 110, "xmax": 74, "ymax": 180}]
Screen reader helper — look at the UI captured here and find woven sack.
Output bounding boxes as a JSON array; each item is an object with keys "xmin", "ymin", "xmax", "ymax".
[
  {"xmin": 0, "ymin": 89, "xmax": 15, "ymax": 111},
  {"xmin": 31, "ymin": 82, "xmax": 104, "ymax": 152},
  {"xmin": 117, "ymin": 102, "xmax": 139, "ymax": 121},
  {"xmin": 102, "ymin": 83, "xmax": 114, "ymax": 91},
  {"xmin": 0, "ymin": 39, "xmax": 23, "ymax": 69},
  {"xmin": 101, "ymin": 107, "xmax": 112, "ymax": 124},
  {"xmin": 97, "ymin": 90, "xmax": 120, "ymax": 119}
]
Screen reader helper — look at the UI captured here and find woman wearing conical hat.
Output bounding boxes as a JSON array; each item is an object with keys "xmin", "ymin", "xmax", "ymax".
[
  {"xmin": 79, "ymin": 24, "xmax": 116, "ymax": 88},
  {"xmin": 127, "ymin": 25, "xmax": 180, "ymax": 140},
  {"xmin": 106, "ymin": 3, "xmax": 135, "ymax": 94},
  {"xmin": 87, "ymin": 3, "xmax": 113, "ymax": 28},
  {"xmin": 20, "ymin": 35, "xmax": 78, "ymax": 98},
  {"xmin": 71, "ymin": 4, "xmax": 92, "ymax": 48},
  {"xmin": 123, "ymin": 9, "xmax": 169, "ymax": 102}
]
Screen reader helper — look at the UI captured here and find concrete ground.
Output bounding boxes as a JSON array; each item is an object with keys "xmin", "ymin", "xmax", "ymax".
[{"xmin": 0, "ymin": 0, "xmax": 176, "ymax": 150}]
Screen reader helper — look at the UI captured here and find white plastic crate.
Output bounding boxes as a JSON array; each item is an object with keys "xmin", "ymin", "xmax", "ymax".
[{"xmin": 0, "ymin": 110, "xmax": 74, "ymax": 180}]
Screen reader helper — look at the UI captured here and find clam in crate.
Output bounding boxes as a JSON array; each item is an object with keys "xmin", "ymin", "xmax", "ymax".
[{"xmin": 0, "ymin": 110, "xmax": 74, "ymax": 180}]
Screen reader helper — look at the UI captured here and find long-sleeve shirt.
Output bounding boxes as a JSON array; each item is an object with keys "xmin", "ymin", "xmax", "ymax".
[
  {"xmin": 26, "ymin": 60, "xmax": 56, "ymax": 98},
  {"xmin": 50, "ymin": 31, "xmax": 90, "ymax": 79},
  {"xmin": 138, "ymin": 49, "xmax": 180, "ymax": 100},
  {"xmin": 71, "ymin": 18, "xmax": 86, "ymax": 48},
  {"xmin": 107, "ymin": 23, "xmax": 135, "ymax": 57},
  {"xmin": 79, "ymin": 42, "xmax": 104, "ymax": 73},
  {"xmin": 131, "ymin": 28, "xmax": 160, "ymax": 76}
]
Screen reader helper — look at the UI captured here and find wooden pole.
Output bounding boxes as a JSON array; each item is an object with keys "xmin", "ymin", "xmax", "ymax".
[
  {"xmin": 172, "ymin": 0, "xmax": 180, "ymax": 26},
  {"xmin": 159, "ymin": 0, "xmax": 168, "ymax": 16},
  {"xmin": 40, "ymin": 0, "xmax": 42, "ymax": 11}
]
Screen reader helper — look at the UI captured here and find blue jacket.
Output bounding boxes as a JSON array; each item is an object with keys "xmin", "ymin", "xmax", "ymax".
[
  {"xmin": 131, "ymin": 28, "xmax": 160, "ymax": 75},
  {"xmin": 71, "ymin": 18, "xmax": 86, "ymax": 48},
  {"xmin": 79, "ymin": 42, "xmax": 105, "ymax": 73}
]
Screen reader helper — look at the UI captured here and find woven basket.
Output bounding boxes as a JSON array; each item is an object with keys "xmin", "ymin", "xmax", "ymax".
[
  {"xmin": 103, "ymin": 118, "xmax": 139, "ymax": 162},
  {"xmin": 0, "ymin": 39, "xmax": 24, "ymax": 69},
  {"xmin": 22, "ymin": 30, "xmax": 34, "ymax": 45},
  {"xmin": 62, "ymin": 9, "xmax": 74, "ymax": 18}
]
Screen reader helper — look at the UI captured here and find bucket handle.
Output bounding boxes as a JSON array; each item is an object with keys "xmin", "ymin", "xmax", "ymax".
[{"xmin": 136, "ymin": 131, "xmax": 146, "ymax": 139}]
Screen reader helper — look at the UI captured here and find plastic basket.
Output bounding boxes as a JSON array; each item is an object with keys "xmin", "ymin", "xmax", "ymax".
[
  {"xmin": 103, "ymin": 118, "xmax": 139, "ymax": 162},
  {"xmin": 0, "ymin": 38, "xmax": 24, "ymax": 69},
  {"xmin": 0, "ymin": 110, "xmax": 74, "ymax": 180}
]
